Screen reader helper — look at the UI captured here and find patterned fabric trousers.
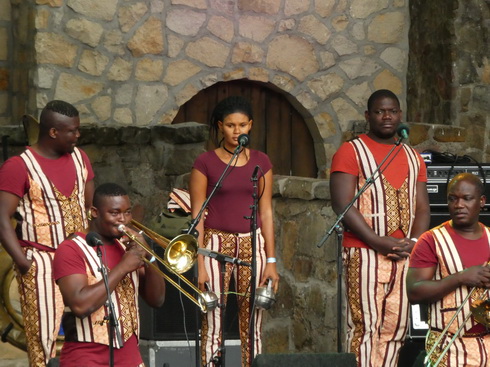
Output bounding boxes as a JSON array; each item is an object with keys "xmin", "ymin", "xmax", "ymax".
[
  {"xmin": 17, "ymin": 247, "xmax": 64, "ymax": 367},
  {"xmin": 425, "ymin": 330, "xmax": 490, "ymax": 366},
  {"xmin": 343, "ymin": 247, "xmax": 409, "ymax": 367},
  {"xmin": 201, "ymin": 228, "xmax": 266, "ymax": 367}
]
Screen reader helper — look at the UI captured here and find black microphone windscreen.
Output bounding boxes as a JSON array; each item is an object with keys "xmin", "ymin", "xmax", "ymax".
[
  {"xmin": 238, "ymin": 134, "xmax": 249, "ymax": 147},
  {"xmin": 397, "ymin": 123, "xmax": 410, "ymax": 139},
  {"xmin": 86, "ymin": 232, "xmax": 103, "ymax": 247}
]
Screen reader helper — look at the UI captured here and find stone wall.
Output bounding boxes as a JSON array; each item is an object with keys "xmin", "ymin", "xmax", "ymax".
[
  {"xmin": 407, "ymin": 0, "xmax": 490, "ymax": 162},
  {"xmin": 0, "ymin": 0, "xmax": 412, "ymax": 176}
]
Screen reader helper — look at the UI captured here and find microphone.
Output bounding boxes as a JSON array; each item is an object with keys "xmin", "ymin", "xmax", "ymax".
[
  {"xmin": 238, "ymin": 134, "xmax": 250, "ymax": 147},
  {"xmin": 86, "ymin": 232, "xmax": 103, "ymax": 248},
  {"xmin": 397, "ymin": 123, "xmax": 410, "ymax": 140},
  {"xmin": 197, "ymin": 248, "xmax": 251, "ymax": 267},
  {"xmin": 251, "ymin": 165, "xmax": 260, "ymax": 180}
]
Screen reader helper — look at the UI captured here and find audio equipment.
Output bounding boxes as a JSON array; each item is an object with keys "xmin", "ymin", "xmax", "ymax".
[
  {"xmin": 251, "ymin": 353, "xmax": 357, "ymax": 367},
  {"xmin": 426, "ymin": 164, "xmax": 490, "ymax": 227}
]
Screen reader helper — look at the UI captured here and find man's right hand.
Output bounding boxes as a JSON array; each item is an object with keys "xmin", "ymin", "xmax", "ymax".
[
  {"xmin": 17, "ymin": 258, "xmax": 33, "ymax": 275},
  {"xmin": 459, "ymin": 264, "xmax": 490, "ymax": 288},
  {"xmin": 372, "ymin": 236, "xmax": 409, "ymax": 260}
]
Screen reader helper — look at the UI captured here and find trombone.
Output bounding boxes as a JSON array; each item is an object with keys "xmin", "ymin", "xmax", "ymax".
[
  {"xmin": 117, "ymin": 221, "xmax": 217, "ymax": 313},
  {"xmin": 424, "ymin": 286, "xmax": 489, "ymax": 366}
]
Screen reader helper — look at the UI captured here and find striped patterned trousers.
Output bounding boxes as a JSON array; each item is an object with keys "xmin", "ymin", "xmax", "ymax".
[
  {"xmin": 425, "ymin": 329, "xmax": 490, "ymax": 366},
  {"xmin": 201, "ymin": 228, "xmax": 266, "ymax": 367},
  {"xmin": 17, "ymin": 247, "xmax": 64, "ymax": 367},
  {"xmin": 343, "ymin": 247, "xmax": 409, "ymax": 367}
]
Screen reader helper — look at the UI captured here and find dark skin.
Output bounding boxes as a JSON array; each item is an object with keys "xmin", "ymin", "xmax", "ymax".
[
  {"xmin": 57, "ymin": 195, "xmax": 165, "ymax": 318},
  {"xmin": 330, "ymin": 96, "xmax": 430, "ymax": 260},
  {"xmin": 406, "ymin": 174, "xmax": 490, "ymax": 304},
  {"xmin": 0, "ymin": 110, "xmax": 94, "ymax": 274}
]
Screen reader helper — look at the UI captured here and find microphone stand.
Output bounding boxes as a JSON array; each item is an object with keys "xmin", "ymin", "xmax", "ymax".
[
  {"xmin": 95, "ymin": 243, "xmax": 123, "ymax": 367},
  {"xmin": 316, "ymin": 135, "xmax": 405, "ymax": 353},
  {"xmin": 185, "ymin": 142, "xmax": 246, "ymax": 367},
  {"xmin": 247, "ymin": 166, "xmax": 260, "ymax": 366}
]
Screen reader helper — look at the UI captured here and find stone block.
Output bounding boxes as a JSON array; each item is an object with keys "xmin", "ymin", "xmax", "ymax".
[
  {"xmin": 298, "ymin": 15, "xmax": 331, "ymax": 45},
  {"xmin": 266, "ymin": 35, "xmax": 319, "ymax": 81},
  {"xmin": 151, "ymin": 122, "xmax": 208, "ymax": 144},
  {"xmin": 67, "ymin": 0, "xmax": 118, "ymax": 21},
  {"xmin": 0, "ymin": 27, "xmax": 7, "ymax": 61},
  {"xmin": 238, "ymin": 0, "xmax": 280, "ymax": 14},
  {"xmin": 35, "ymin": 32, "xmax": 77, "ymax": 68},
  {"xmin": 127, "ymin": 16, "xmax": 164, "ymax": 57},
  {"xmin": 207, "ymin": 15, "xmax": 234, "ymax": 42},
  {"xmin": 238, "ymin": 15, "xmax": 275, "ymax": 42},
  {"xmin": 167, "ymin": 8, "xmax": 206, "ymax": 37},
  {"xmin": 408, "ymin": 123, "xmax": 431, "ymax": 146},
  {"xmin": 433, "ymin": 126, "xmax": 466, "ymax": 143},
  {"xmin": 54, "ymin": 73, "xmax": 104, "ymax": 103},
  {"xmin": 186, "ymin": 37, "xmax": 229, "ymax": 68}
]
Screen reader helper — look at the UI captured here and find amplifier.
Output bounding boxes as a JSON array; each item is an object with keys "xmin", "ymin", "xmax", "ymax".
[{"xmin": 426, "ymin": 164, "xmax": 490, "ymax": 208}]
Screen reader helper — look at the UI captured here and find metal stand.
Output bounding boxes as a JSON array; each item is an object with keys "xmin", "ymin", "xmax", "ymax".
[
  {"xmin": 247, "ymin": 165, "xmax": 259, "ymax": 366},
  {"xmin": 95, "ymin": 245, "xmax": 123, "ymax": 367}
]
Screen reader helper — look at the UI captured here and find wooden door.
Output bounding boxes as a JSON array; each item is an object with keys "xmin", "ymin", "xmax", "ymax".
[{"xmin": 172, "ymin": 79, "xmax": 317, "ymax": 177}]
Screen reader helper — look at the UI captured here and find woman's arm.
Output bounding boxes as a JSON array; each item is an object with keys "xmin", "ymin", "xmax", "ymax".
[{"xmin": 258, "ymin": 169, "xmax": 279, "ymax": 292}]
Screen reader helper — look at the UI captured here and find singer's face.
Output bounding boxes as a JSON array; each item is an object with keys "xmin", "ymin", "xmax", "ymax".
[
  {"xmin": 92, "ymin": 195, "xmax": 132, "ymax": 239},
  {"xmin": 448, "ymin": 177, "xmax": 485, "ymax": 229},
  {"xmin": 365, "ymin": 97, "xmax": 401, "ymax": 141},
  {"xmin": 218, "ymin": 112, "xmax": 252, "ymax": 148}
]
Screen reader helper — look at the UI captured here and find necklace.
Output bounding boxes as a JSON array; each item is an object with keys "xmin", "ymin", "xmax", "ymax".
[{"xmin": 223, "ymin": 145, "xmax": 241, "ymax": 155}]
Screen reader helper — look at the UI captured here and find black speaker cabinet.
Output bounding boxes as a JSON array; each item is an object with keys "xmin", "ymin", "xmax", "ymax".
[
  {"xmin": 252, "ymin": 353, "xmax": 357, "ymax": 367},
  {"xmin": 139, "ymin": 247, "xmax": 239, "ymax": 340}
]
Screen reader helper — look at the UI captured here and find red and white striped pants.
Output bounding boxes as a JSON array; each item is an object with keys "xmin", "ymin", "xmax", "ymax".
[
  {"xmin": 17, "ymin": 247, "xmax": 64, "ymax": 367},
  {"xmin": 343, "ymin": 247, "xmax": 409, "ymax": 367},
  {"xmin": 201, "ymin": 228, "xmax": 266, "ymax": 367}
]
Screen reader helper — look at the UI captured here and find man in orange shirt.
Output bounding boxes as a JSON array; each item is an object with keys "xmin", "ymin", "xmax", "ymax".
[{"xmin": 330, "ymin": 89, "xmax": 430, "ymax": 367}]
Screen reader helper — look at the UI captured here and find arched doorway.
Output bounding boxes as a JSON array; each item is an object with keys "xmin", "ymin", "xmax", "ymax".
[{"xmin": 172, "ymin": 79, "xmax": 317, "ymax": 177}]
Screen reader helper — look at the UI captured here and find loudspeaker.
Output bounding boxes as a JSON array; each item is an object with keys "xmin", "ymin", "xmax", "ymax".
[
  {"xmin": 251, "ymin": 353, "xmax": 357, "ymax": 367},
  {"xmin": 139, "ymin": 247, "xmax": 239, "ymax": 340},
  {"xmin": 398, "ymin": 339, "xmax": 425, "ymax": 367}
]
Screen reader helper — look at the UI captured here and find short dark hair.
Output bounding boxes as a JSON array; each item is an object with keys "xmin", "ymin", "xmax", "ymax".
[
  {"xmin": 93, "ymin": 183, "xmax": 128, "ymax": 208},
  {"xmin": 209, "ymin": 96, "xmax": 253, "ymax": 146},
  {"xmin": 367, "ymin": 89, "xmax": 400, "ymax": 111},
  {"xmin": 448, "ymin": 172, "xmax": 485, "ymax": 197},
  {"xmin": 40, "ymin": 100, "xmax": 79, "ymax": 123}
]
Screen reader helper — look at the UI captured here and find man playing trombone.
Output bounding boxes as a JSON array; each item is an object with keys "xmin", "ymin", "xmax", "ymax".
[
  {"xmin": 407, "ymin": 173, "xmax": 490, "ymax": 367},
  {"xmin": 52, "ymin": 183, "xmax": 166, "ymax": 366}
]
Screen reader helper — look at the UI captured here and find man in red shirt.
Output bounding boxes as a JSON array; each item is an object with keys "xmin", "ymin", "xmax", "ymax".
[
  {"xmin": 407, "ymin": 173, "xmax": 490, "ymax": 366},
  {"xmin": 0, "ymin": 100, "xmax": 94, "ymax": 366},
  {"xmin": 330, "ymin": 89, "xmax": 430, "ymax": 367},
  {"xmin": 53, "ymin": 182, "xmax": 166, "ymax": 367}
]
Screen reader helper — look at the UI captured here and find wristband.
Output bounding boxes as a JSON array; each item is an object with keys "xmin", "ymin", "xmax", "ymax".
[
  {"xmin": 410, "ymin": 237, "xmax": 418, "ymax": 242},
  {"xmin": 266, "ymin": 257, "xmax": 277, "ymax": 264}
]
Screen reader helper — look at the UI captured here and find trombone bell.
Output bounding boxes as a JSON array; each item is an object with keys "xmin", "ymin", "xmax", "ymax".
[
  {"xmin": 130, "ymin": 219, "xmax": 198, "ymax": 274},
  {"xmin": 166, "ymin": 234, "xmax": 198, "ymax": 273},
  {"xmin": 470, "ymin": 298, "xmax": 490, "ymax": 327}
]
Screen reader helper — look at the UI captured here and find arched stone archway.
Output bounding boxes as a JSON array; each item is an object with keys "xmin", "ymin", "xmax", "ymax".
[{"xmin": 172, "ymin": 79, "xmax": 323, "ymax": 178}]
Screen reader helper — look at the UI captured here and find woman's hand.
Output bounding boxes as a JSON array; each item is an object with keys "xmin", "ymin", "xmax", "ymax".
[{"xmin": 260, "ymin": 263, "xmax": 279, "ymax": 293}]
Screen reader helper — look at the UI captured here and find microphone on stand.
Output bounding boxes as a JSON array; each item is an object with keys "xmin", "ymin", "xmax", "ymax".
[
  {"xmin": 397, "ymin": 123, "xmax": 410, "ymax": 140},
  {"xmin": 86, "ymin": 232, "xmax": 103, "ymax": 248},
  {"xmin": 198, "ymin": 248, "xmax": 251, "ymax": 267},
  {"xmin": 237, "ymin": 134, "xmax": 249, "ymax": 148},
  {"xmin": 251, "ymin": 165, "xmax": 260, "ymax": 181}
]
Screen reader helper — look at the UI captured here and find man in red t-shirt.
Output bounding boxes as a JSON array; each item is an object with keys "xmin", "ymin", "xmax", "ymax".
[
  {"xmin": 0, "ymin": 100, "xmax": 94, "ymax": 366},
  {"xmin": 407, "ymin": 173, "xmax": 490, "ymax": 366},
  {"xmin": 330, "ymin": 89, "xmax": 430, "ymax": 367},
  {"xmin": 53, "ymin": 182, "xmax": 166, "ymax": 367}
]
